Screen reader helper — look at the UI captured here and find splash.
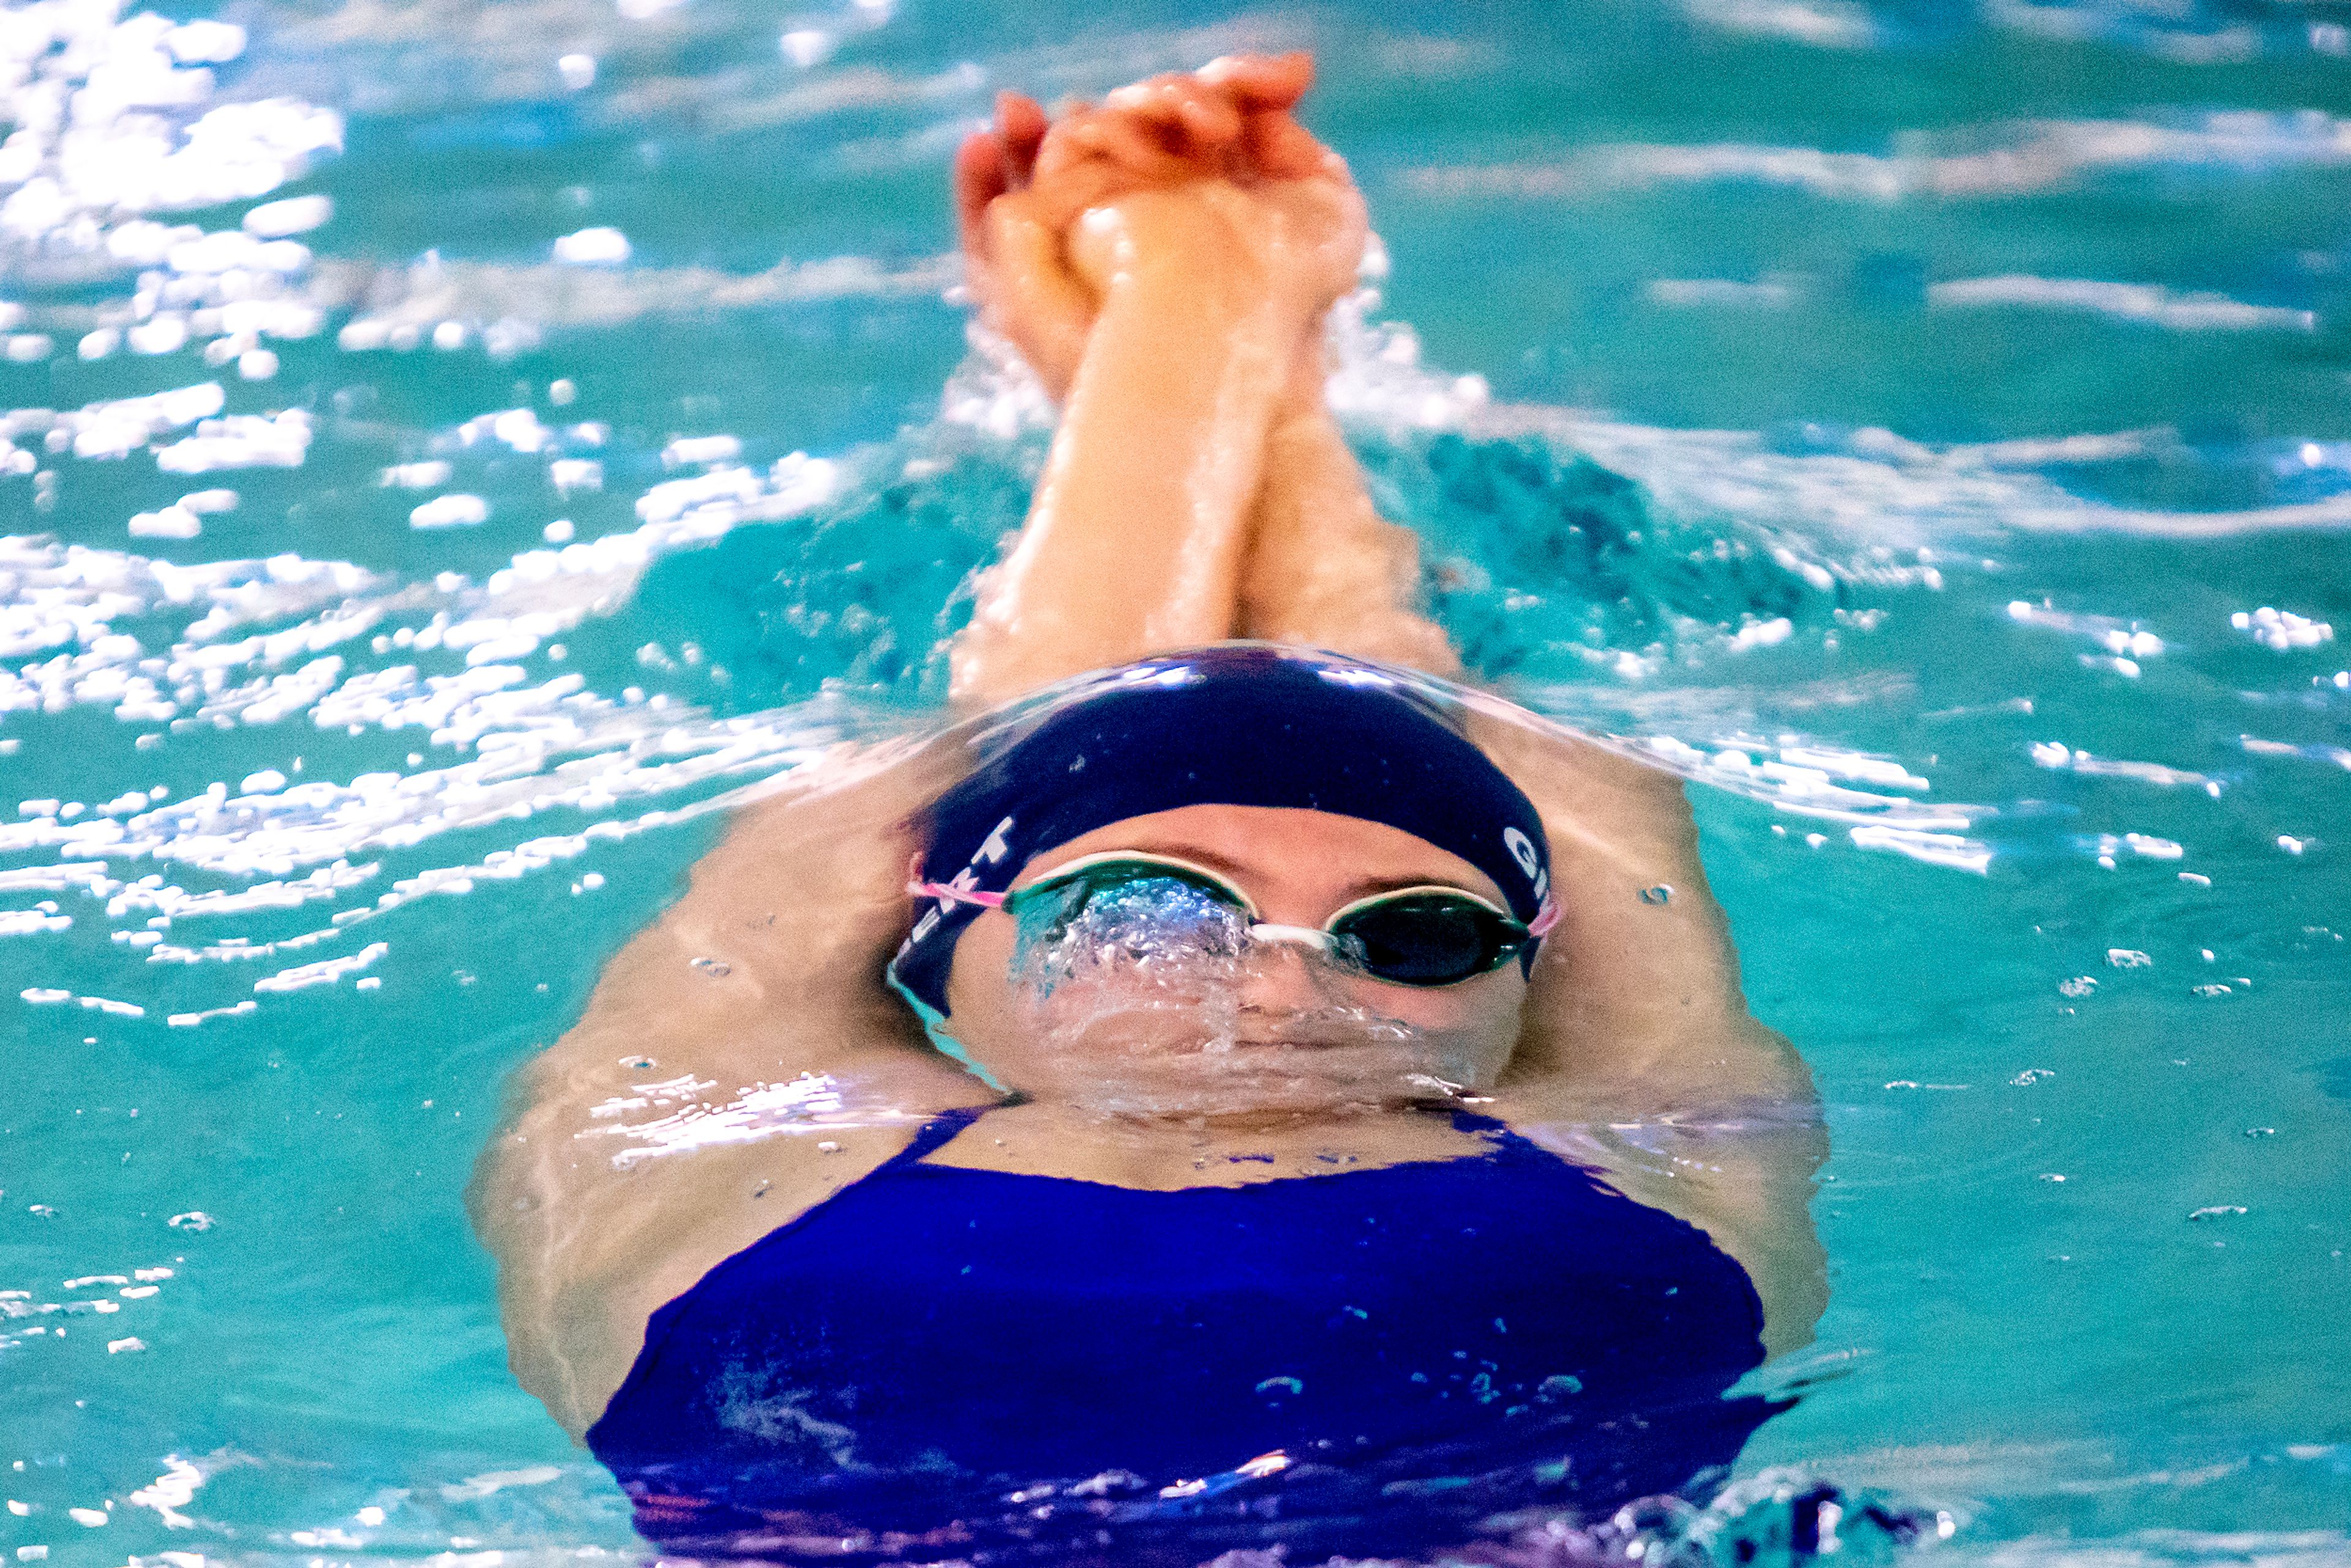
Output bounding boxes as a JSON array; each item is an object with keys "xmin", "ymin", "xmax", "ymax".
[{"xmin": 997, "ymin": 882, "xmax": 1477, "ymax": 1119}]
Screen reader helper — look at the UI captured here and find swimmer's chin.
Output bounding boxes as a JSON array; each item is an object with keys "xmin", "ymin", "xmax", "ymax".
[
  {"xmin": 1010, "ymin": 1049, "xmax": 1467, "ymax": 1122},
  {"xmin": 1041, "ymin": 1078, "xmax": 1450, "ymax": 1125},
  {"xmin": 969, "ymin": 997, "xmax": 1479, "ymax": 1118},
  {"xmin": 1013, "ymin": 995, "xmax": 1422, "ymax": 1052}
]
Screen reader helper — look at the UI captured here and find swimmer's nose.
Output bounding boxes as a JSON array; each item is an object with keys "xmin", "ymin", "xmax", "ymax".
[{"xmin": 1235, "ymin": 936, "xmax": 1338, "ymax": 1019}]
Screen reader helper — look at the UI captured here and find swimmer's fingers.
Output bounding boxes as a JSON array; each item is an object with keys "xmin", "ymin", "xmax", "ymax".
[
  {"xmin": 1198, "ymin": 50, "xmax": 1314, "ymax": 112},
  {"xmin": 997, "ymin": 91, "xmax": 1048, "ymax": 189},
  {"xmin": 1028, "ymin": 102, "xmax": 1103, "ymax": 187},
  {"xmin": 959, "ymin": 97, "xmax": 1101, "ymax": 397},
  {"xmin": 955, "ymin": 92, "xmax": 1052, "ymax": 264},
  {"xmin": 980, "ymin": 194, "xmax": 1094, "ymax": 399},
  {"xmin": 1241, "ymin": 107, "xmax": 1342, "ymax": 183},
  {"xmin": 1029, "ymin": 57, "xmax": 1318, "ymax": 205},
  {"xmin": 1026, "ymin": 127, "xmax": 1131, "ymax": 233},
  {"xmin": 1191, "ymin": 53, "xmax": 1335, "ymax": 184},
  {"xmin": 1066, "ymin": 108, "xmax": 1194, "ymax": 185},
  {"xmin": 1026, "ymin": 105, "xmax": 1185, "ymax": 233},
  {"xmin": 1098, "ymin": 63, "xmax": 1312, "ymax": 179},
  {"xmin": 1172, "ymin": 83, "xmax": 1244, "ymax": 149},
  {"xmin": 1104, "ymin": 73, "xmax": 1244, "ymax": 163},
  {"xmin": 954, "ymin": 126, "xmax": 1012, "ymax": 264}
]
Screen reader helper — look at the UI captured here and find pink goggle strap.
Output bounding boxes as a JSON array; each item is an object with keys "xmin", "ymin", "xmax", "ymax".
[
  {"xmin": 910, "ymin": 880, "xmax": 1007, "ymax": 909},
  {"xmin": 1528, "ymin": 895, "xmax": 1561, "ymax": 939}
]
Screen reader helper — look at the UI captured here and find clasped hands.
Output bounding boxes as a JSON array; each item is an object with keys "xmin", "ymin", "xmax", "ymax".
[{"xmin": 953, "ymin": 53, "xmax": 1368, "ymax": 402}]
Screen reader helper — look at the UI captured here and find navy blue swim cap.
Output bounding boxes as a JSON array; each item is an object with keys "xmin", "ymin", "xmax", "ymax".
[{"xmin": 890, "ymin": 646, "xmax": 1554, "ymax": 1017}]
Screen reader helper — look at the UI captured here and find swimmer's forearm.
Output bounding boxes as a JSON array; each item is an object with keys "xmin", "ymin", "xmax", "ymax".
[
  {"xmin": 1235, "ymin": 340, "xmax": 1461, "ymax": 675},
  {"xmin": 951, "ymin": 236, "xmax": 1312, "ymax": 707}
]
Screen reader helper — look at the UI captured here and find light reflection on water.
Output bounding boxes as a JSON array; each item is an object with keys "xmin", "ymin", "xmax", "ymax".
[{"xmin": 4, "ymin": 0, "xmax": 2350, "ymax": 1562}]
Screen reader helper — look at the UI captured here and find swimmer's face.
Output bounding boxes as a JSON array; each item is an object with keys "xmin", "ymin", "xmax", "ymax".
[{"xmin": 941, "ymin": 805, "xmax": 1529, "ymax": 1117}]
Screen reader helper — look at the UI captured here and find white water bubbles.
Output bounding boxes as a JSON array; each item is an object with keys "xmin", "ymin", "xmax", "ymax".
[
  {"xmin": 409, "ymin": 494, "xmax": 490, "ymax": 530},
  {"xmin": 990, "ymin": 883, "xmax": 1472, "ymax": 1120},
  {"xmin": 0, "ymin": 407, "xmax": 883, "ymax": 1030},
  {"xmin": 2031, "ymin": 741, "xmax": 2216, "ymax": 793},
  {"xmin": 2085, "ymin": 832, "xmax": 2185, "ymax": 871},
  {"xmin": 0, "ymin": 0, "xmax": 344, "ymax": 424},
  {"xmin": 2, "ymin": 694, "xmax": 867, "ymax": 1026},
  {"xmin": 2232, "ymin": 606, "xmax": 2333, "ymax": 652},
  {"xmin": 2008, "ymin": 600, "xmax": 2164, "ymax": 678},
  {"xmin": 37, "ymin": 380, "xmax": 222, "ymax": 462},
  {"xmin": 580, "ymin": 1070, "xmax": 923, "ymax": 1169},
  {"xmin": 552, "ymin": 226, "xmax": 631, "ymax": 266},
  {"xmin": 154, "ymin": 408, "xmax": 313, "ymax": 473},
  {"xmin": 1638, "ymin": 733, "xmax": 1990, "ymax": 872},
  {"xmin": 242, "ymin": 194, "xmax": 332, "ymax": 239},
  {"xmin": 0, "ymin": 30, "xmax": 340, "ymax": 252}
]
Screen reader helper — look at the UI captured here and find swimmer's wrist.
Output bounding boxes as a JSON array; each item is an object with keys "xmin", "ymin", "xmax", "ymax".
[
  {"xmin": 1109, "ymin": 253, "xmax": 1315, "ymax": 333},
  {"xmin": 1080, "ymin": 197, "xmax": 1326, "ymax": 343},
  {"xmin": 1270, "ymin": 331, "xmax": 1336, "ymax": 432}
]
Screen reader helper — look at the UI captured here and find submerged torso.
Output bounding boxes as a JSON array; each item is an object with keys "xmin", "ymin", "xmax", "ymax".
[{"xmin": 586, "ymin": 1106, "xmax": 1774, "ymax": 1561}]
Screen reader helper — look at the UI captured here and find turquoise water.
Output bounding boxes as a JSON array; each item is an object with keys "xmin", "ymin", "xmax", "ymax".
[{"xmin": 5, "ymin": 0, "xmax": 2351, "ymax": 1561}]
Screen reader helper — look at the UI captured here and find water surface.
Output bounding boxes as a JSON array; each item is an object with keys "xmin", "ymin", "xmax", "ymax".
[{"xmin": 4, "ymin": 0, "xmax": 2350, "ymax": 1562}]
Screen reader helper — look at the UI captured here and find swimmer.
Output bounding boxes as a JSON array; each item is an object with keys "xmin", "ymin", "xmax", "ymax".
[{"xmin": 473, "ymin": 53, "xmax": 1825, "ymax": 1557}]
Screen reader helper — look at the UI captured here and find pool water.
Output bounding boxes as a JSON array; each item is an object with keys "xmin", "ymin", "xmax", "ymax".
[{"xmin": 4, "ymin": 0, "xmax": 2350, "ymax": 1562}]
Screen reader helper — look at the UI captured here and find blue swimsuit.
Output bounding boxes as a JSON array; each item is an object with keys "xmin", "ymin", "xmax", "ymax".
[{"xmin": 587, "ymin": 1109, "xmax": 1775, "ymax": 1562}]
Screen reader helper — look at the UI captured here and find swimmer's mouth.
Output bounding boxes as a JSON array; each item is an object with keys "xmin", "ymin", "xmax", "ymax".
[
  {"xmin": 1184, "ymin": 1031, "xmax": 1427, "ymax": 1062},
  {"xmin": 1225, "ymin": 1015, "xmax": 1420, "ymax": 1051},
  {"xmin": 1221, "ymin": 1032, "xmax": 1387, "ymax": 1052}
]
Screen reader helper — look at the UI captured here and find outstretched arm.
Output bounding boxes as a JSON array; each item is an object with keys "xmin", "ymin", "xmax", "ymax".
[
  {"xmin": 1235, "ymin": 342, "xmax": 1461, "ymax": 673},
  {"xmin": 954, "ymin": 65, "xmax": 1460, "ymax": 686},
  {"xmin": 947, "ymin": 59, "xmax": 1375, "ymax": 710},
  {"xmin": 948, "ymin": 189, "xmax": 1315, "ymax": 707}
]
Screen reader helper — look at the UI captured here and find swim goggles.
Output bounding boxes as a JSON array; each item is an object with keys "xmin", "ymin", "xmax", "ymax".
[{"xmin": 911, "ymin": 852, "xmax": 1554, "ymax": 988}]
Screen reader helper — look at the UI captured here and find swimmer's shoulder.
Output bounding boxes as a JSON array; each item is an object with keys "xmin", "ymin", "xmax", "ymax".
[
  {"xmin": 474, "ymin": 1109, "xmax": 945, "ymax": 1438},
  {"xmin": 1459, "ymin": 698, "xmax": 1693, "ymax": 831},
  {"xmin": 1456, "ymin": 700, "xmax": 1748, "ymax": 1084},
  {"xmin": 474, "ymin": 730, "xmax": 997, "ymax": 1435}
]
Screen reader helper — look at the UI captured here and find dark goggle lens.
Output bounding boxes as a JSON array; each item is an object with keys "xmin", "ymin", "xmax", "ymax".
[{"xmin": 1330, "ymin": 893, "xmax": 1527, "ymax": 986}]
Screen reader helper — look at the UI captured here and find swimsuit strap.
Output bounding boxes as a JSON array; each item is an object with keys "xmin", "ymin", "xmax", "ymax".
[
  {"xmin": 1444, "ymin": 1104, "xmax": 1535, "ymax": 1150},
  {"xmin": 892, "ymin": 1103, "xmax": 992, "ymax": 1166}
]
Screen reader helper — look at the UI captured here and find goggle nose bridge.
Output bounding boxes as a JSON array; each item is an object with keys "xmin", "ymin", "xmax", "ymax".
[{"xmin": 1244, "ymin": 922, "xmax": 1337, "ymax": 953}]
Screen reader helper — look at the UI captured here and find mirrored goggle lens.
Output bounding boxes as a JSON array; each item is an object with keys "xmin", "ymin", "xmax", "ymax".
[
  {"xmin": 1329, "ymin": 893, "xmax": 1528, "ymax": 986},
  {"xmin": 1013, "ymin": 861, "xmax": 1248, "ymax": 947}
]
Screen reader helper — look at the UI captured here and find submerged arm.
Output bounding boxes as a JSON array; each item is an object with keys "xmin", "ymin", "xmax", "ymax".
[
  {"xmin": 469, "ymin": 752, "xmax": 990, "ymax": 1435},
  {"xmin": 1474, "ymin": 711, "xmax": 1829, "ymax": 1356}
]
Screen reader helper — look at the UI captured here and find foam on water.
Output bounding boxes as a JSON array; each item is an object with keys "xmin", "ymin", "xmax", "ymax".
[
  {"xmin": 994, "ymin": 875, "xmax": 1481, "ymax": 1119},
  {"xmin": 1408, "ymin": 109, "xmax": 2351, "ymax": 205}
]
